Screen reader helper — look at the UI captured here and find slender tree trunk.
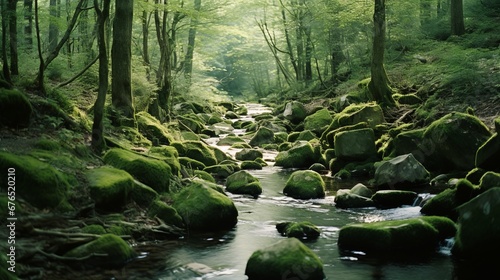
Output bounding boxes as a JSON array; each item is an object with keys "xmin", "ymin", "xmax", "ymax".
[
  {"xmin": 182, "ymin": 0, "xmax": 201, "ymax": 83},
  {"xmin": 111, "ymin": 0, "xmax": 135, "ymax": 125},
  {"xmin": 450, "ymin": 0, "xmax": 465, "ymax": 35},
  {"xmin": 280, "ymin": 5, "xmax": 298, "ymax": 80},
  {"xmin": 23, "ymin": 0, "xmax": 32, "ymax": 47},
  {"xmin": 1, "ymin": 0, "xmax": 12, "ymax": 83},
  {"xmin": 8, "ymin": 0, "xmax": 18, "ymax": 75},
  {"xmin": 142, "ymin": 1, "xmax": 150, "ymax": 79},
  {"xmin": 368, "ymin": 0, "xmax": 395, "ymax": 107},
  {"xmin": 49, "ymin": 0, "xmax": 59, "ymax": 52},
  {"xmin": 154, "ymin": 0, "xmax": 172, "ymax": 119},
  {"xmin": 34, "ymin": 0, "xmax": 45, "ymax": 93},
  {"xmin": 91, "ymin": 0, "xmax": 110, "ymax": 153}
]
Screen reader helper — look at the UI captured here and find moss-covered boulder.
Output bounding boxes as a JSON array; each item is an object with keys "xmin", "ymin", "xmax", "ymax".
[
  {"xmin": 65, "ymin": 234, "xmax": 136, "ymax": 266},
  {"xmin": 172, "ymin": 180, "xmax": 238, "ymax": 230},
  {"xmin": 217, "ymin": 135, "xmax": 247, "ymax": 146},
  {"xmin": 148, "ymin": 199, "xmax": 184, "ymax": 227},
  {"xmin": 245, "ymin": 238, "xmax": 324, "ymax": 280},
  {"xmin": 225, "ymin": 170, "xmax": 262, "ymax": 197},
  {"xmin": 374, "ymin": 153, "xmax": 430, "ymax": 189},
  {"xmin": 248, "ymin": 126, "xmax": 275, "ymax": 147},
  {"xmin": 276, "ymin": 221, "xmax": 321, "ymax": 240},
  {"xmin": 393, "ymin": 93, "xmax": 422, "ymax": 105},
  {"xmin": 371, "ymin": 190, "xmax": 418, "ymax": 209},
  {"xmin": 275, "ymin": 141, "xmax": 316, "ymax": 168},
  {"xmin": 103, "ymin": 148, "xmax": 172, "ymax": 193},
  {"xmin": 283, "ymin": 101, "xmax": 307, "ymax": 124},
  {"xmin": 240, "ymin": 160, "xmax": 263, "ymax": 170},
  {"xmin": 334, "ymin": 128, "xmax": 377, "ymax": 161},
  {"xmin": 82, "ymin": 224, "xmax": 107, "ymax": 235},
  {"xmin": 0, "ymin": 152, "xmax": 70, "ymax": 209},
  {"xmin": 203, "ymin": 164, "xmax": 235, "ymax": 178},
  {"xmin": 86, "ymin": 167, "xmax": 134, "ymax": 211},
  {"xmin": 0, "ymin": 88, "xmax": 33, "ymax": 128},
  {"xmin": 288, "ymin": 130, "xmax": 317, "ymax": 142},
  {"xmin": 283, "ymin": 170, "xmax": 325, "ymax": 199},
  {"xmin": 452, "ymin": 188, "xmax": 500, "ymax": 259},
  {"xmin": 334, "ymin": 183, "xmax": 375, "ymax": 209},
  {"xmin": 148, "ymin": 145, "xmax": 181, "ymax": 176},
  {"xmin": 304, "ymin": 108, "xmax": 333, "ymax": 135},
  {"xmin": 475, "ymin": 132, "xmax": 500, "ymax": 172},
  {"xmin": 136, "ymin": 111, "xmax": 173, "ymax": 145},
  {"xmin": 235, "ymin": 148, "xmax": 263, "ymax": 161},
  {"xmin": 338, "ymin": 216, "xmax": 456, "ymax": 254},
  {"xmin": 171, "ymin": 140, "xmax": 218, "ymax": 167},
  {"xmin": 478, "ymin": 171, "xmax": 500, "ymax": 191},
  {"xmin": 178, "ymin": 114, "xmax": 205, "ymax": 134}
]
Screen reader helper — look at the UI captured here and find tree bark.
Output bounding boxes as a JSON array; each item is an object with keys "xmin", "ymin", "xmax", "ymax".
[
  {"xmin": 111, "ymin": 0, "xmax": 135, "ymax": 125},
  {"xmin": 154, "ymin": 0, "xmax": 172, "ymax": 120},
  {"xmin": 49, "ymin": 0, "xmax": 59, "ymax": 52},
  {"xmin": 1, "ymin": 0, "xmax": 12, "ymax": 83},
  {"xmin": 450, "ymin": 0, "xmax": 465, "ymax": 36},
  {"xmin": 368, "ymin": 0, "xmax": 395, "ymax": 107},
  {"xmin": 91, "ymin": 0, "xmax": 110, "ymax": 153},
  {"xmin": 34, "ymin": 0, "xmax": 45, "ymax": 93},
  {"xmin": 8, "ymin": 0, "xmax": 18, "ymax": 75},
  {"xmin": 182, "ymin": 0, "xmax": 201, "ymax": 83},
  {"xmin": 142, "ymin": 1, "xmax": 150, "ymax": 79},
  {"xmin": 23, "ymin": 0, "xmax": 33, "ymax": 47}
]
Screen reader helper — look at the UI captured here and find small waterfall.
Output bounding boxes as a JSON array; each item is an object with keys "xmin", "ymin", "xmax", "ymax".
[
  {"xmin": 412, "ymin": 193, "xmax": 434, "ymax": 207},
  {"xmin": 438, "ymin": 238, "xmax": 455, "ymax": 256}
]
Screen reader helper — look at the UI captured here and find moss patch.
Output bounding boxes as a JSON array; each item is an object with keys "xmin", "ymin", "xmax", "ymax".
[
  {"xmin": 86, "ymin": 167, "xmax": 134, "ymax": 211},
  {"xmin": 0, "ymin": 88, "xmax": 33, "ymax": 128}
]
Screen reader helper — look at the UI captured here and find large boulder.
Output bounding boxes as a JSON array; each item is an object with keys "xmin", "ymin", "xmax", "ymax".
[
  {"xmin": 64, "ymin": 234, "xmax": 136, "ymax": 267},
  {"xmin": 148, "ymin": 145, "xmax": 181, "ymax": 176},
  {"xmin": 452, "ymin": 188, "xmax": 500, "ymax": 259},
  {"xmin": 334, "ymin": 183, "xmax": 375, "ymax": 209},
  {"xmin": 0, "ymin": 152, "xmax": 70, "ymax": 210},
  {"xmin": 275, "ymin": 141, "xmax": 317, "ymax": 168},
  {"xmin": 86, "ymin": 167, "xmax": 134, "ymax": 211},
  {"xmin": 103, "ymin": 148, "xmax": 172, "ymax": 193},
  {"xmin": 304, "ymin": 108, "xmax": 333, "ymax": 136},
  {"xmin": 475, "ymin": 132, "xmax": 500, "ymax": 172},
  {"xmin": 371, "ymin": 190, "xmax": 418, "ymax": 209},
  {"xmin": 136, "ymin": 111, "xmax": 173, "ymax": 145},
  {"xmin": 217, "ymin": 135, "xmax": 247, "ymax": 146},
  {"xmin": 276, "ymin": 221, "xmax": 321, "ymax": 240},
  {"xmin": 225, "ymin": 170, "xmax": 262, "ymax": 197},
  {"xmin": 147, "ymin": 199, "xmax": 184, "ymax": 227},
  {"xmin": 338, "ymin": 216, "xmax": 456, "ymax": 254},
  {"xmin": 478, "ymin": 171, "xmax": 500, "ymax": 191},
  {"xmin": 171, "ymin": 140, "xmax": 218, "ymax": 167},
  {"xmin": 334, "ymin": 128, "xmax": 377, "ymax": 161},
  {"xmin": 172, "ymin": 180, "xmax": 238, "ymax": 231},
  {"xmin": 248, "ymin": 126, "xmax": 275, "ymax": 147},
  {"xmin": 0, "ymin": 88, "xmax": 33, "ymax": 128},
  {"xmin": 283, "ymin": 101, "xmax": 307, "ymax": 124},
  {"xmin": 283, "ymin": 170, "xmax": 325, "ymax": 199},
  {"xmin": 373, "ymin": 153, "xmax": 430, "ymax": 189},
  {"xmin": 235, "ymin": 148, "xmax": 263, "ymax": 161},
  {"xmin": 245, "ymin": 238, "xmax": 324, "ymax": 280}
]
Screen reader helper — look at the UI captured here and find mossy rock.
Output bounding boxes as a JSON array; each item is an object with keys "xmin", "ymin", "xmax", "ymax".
[
  {"xmin": 371, "ymin": 190, "xmax": 418, "ymax": 209},
  {"xmin": 283, "ymin": 101, "xmax": 308, "ymax": 124},
  {"xmin": 171, "ymin": 140, "xmax": 217, "ymax": 167},
  {"xmin": 193, "ymin": 170, "xmax": 216, "ymax": 183},
  {"xmin": 86, "ymin": 167, "xmax": 134, "ymax": 211},
  {"xmin": 334, "ymin": 128, "xmax": 377, "ymax": 161},
  {"xmin": 64, "ymin": 234, "xmax": 136, "ymax": 267},
  {"xmin": 393, "ymin": 93, "xmax": 422, "ymax": 105},
  {"xmin": 181, "ymin": 131, "xmax": 200, "ymax": 141},
  {"xmin": 217, "ymin": 135, "xmax": 247, "ymax": 146},
  {"xmin": 275, "ymin": 141, "xmax": 317, "ymax": 169},
  {"xmin": 178, "ymin": 114, "xmax": 205, "ymax": 134},
  {"xmin": 245, "ymin": 238, "xmax": 324, "ymax": 280},
  {"xmin": 130, "ymin": 180, "xmax": 159, "ymax": 207},
  {"xmin": 248, "ymin": 126, "xmax": 275, "ymax": 147},
  {"xmin": 82, "ymin": 225, "xmax": 107, "ymax": 235},
  {"xmin": 465, "ymin": 168, "xmax": 487, "ymax": 185},
  {"xmin": 478, "ymin": 171, "xmax": 500, "ymax": 191},
  {"xmin": 338, "ymin": 216, "xmax": 455, "ymax": 254},
  {"xmin": 373, "ymin": 153, "xmax": 430, "ymax": 189},
  {"xmin": 283, "ymin": 170, "xmax": 325, "ymax": 199},
  {"xmin": 136, "ymin": 111, "xmax": 173, "ymax": 145},
  {"xmin": 172, "ymin": 180, "xmax": 238, "ymax": 231},
  {"xmin": 148, "ymin": 199, "xmax": 184, "ymax": 227},
  {"xmin": 0, "ymin": 152, "xmax": 70, "ymax": 210},
  {"xmin": 0, "ymin": 88, "xmax": 33, "ymax": 128},
  {"xmin": 103, "ymin": 148, "xmax": 172, "ymax": 193},
  {"xmin": 304, "ymin": 108, "xmax": 333, "ymax": 135},
  {"xmin": 288, "ymin": 130, "xmax": 317, "ymax": 142},
  {"xmin": 475, "ymin": 133, "xmax": 500, "ymax": 172},
  {"xmin": 179, "ymin": 157, "xmax": 206, "ymax": 170},
  {"xmin": 235, "ymin": 148, "xmax": 263, "ymax": 161},
  {"xmin": 225, "ymin": 170, "xmax": 262, "ymax": 197},
  {"xmin": 148, "ymin": 145, "xmax": 181, "ymax": 176},
  {"xmin": 203, "ymin": 164, "xmax": 235, "ymax": 178},
  {"xmin": 240, "ymin": 160, "xmax": 263, "ymax": 170},
  {"xmin": 334, "ymin": 189, "xmax": 375, "ymax": 209},
  {"xmin": 276, "ymin": 221, "xmax": 321, "ymax": 240}
]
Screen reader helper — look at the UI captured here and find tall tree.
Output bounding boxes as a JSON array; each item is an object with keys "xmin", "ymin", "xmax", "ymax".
[
  {"xmin": 450, "ymin": 0, "xmax": 465, "ymax": 35},
  {"xmin": 368, "ymin": 0, "xmax": 395, "ymax": 107},
  {"xmin": 91, "ymin": 0, "xmax": 110, "ymax": 153},
  {"xmin": 1, "ymin": 0, "xmax": 12, "ymax": 83},
  {"xmin": 182, "ymin": 0, "xmax": 201, "ymax": 82},
  {"xmin": 34, "ymin": 0, "xmax": 45, "ymax": 93},
  {"xmin": 23, "ymin": 0, "xmax": 33, "ymax": 47},
  {"xmin": 8, "ymin": 0, "xmax": 18, "ymax": 75},
  {"xmin": 154, "ymin": 0, "xmax": 173, "ymax": 120},
  {"xmin": 111, "ymin": 0, "xmax": 135, "ymax": 125},
  {"xmin": 49, "ymin": 0, "xmax": 59, "ymax": 51}
]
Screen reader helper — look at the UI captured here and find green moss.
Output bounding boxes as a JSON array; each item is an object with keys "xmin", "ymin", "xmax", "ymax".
[
  {"xmin": 304, "ymin": 108, "xmax": 333, "ymax": 135},
  {"xmin": 420, "ymin": 188, "xmax": 460, "ymax": 220},
  {"xmin": 171, "ymin": 140, "xmax": 217, "ymax": 167},
  {"xmin": 0, "ymin": 152, "xmax": 70, "ymax": 210},
  {"xmin": 240, "ymin": 160, "xmax": 263, "ymax": 170},
  {"xmin": 179, "ymin": 156, "xmax": 206, "ymax": 170},
  {"xmin": 86, "ymin": 166, "xmax": 134, "ymax": 211},
  {"xmin": 130, "ymin": 180, "xmax": 159, "ymax": 207},
  {"xmin": 203, "ymin": 164, "xmax": 234, "ymax": 178},
  {"xmin": 148, "ymin": 199, "xmax": 184, "ymax": 227},
  {"xmin": 249, "ymin": 126, "xmax": 275, "ymax": 147},
  {"xmin": 0, "ymin": 88, "xmax": 33, "ymax": 128},
  {"xmin": 217, "ymin": 135, "xmax": 246, "ymax": 146},
  {"xmin": 136, "ymin": 111, "xmax": 173, "ymax": 145},
  {"xmin": 276, "ymin": 221, "xmax": 321, "ymax": 240},
  {"xmin": 82, "ymin": 225, "xmax": 107, "ymax": 235},
  {"xmin": 65, "ymin": 234, "xmax": 136, "ymax": 266},
  {"xmin": 283, "ymin": 170, "xmax": 325, "ymax": 199},
  {"xmin": 148, "ymin": 146, "xmax": 181, "ymax": 176},
  {"xmin": 235, "ymin": 149, "xmax": 263, "ymax": 161},
  {"xmin": 34, "ymin": 138, "xmax": 61, "ymax": 151},
  {"xmin": 103, "ymin": 148, "xmax": 172, "ymax": 193},
  {"xmin": 275, "ymin": 141, "xmax": 316, "ymax": 168},
  {"xmin": 226, "ymin": 170, "xmax": 262, "ymax": 197}
]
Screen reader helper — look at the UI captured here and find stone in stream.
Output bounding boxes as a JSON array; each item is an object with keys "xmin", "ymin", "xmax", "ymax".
[
  {"xmin": 334, "ymin": 183, "xmax": 375, "ymax": 209},
  {"xmin": 225, "ymin": 170, "xmax": 263, "ymax": 197},
  {"xmin": 303, "ymin": 108, "xmax": 333, "ymax": 136},
  {"xmin": 235, "ymin": 148, "xmax": 263, "ymax": 161},
  {"xmin": 171, "ymin": 140, "xmax": 218, "ymax": 167},
  {"xmin": 475, "ymin": 131, "xmax": 500, "ymax": 172},
  {"xmin": 276, "ymin": 221, "xmax": 321, "ymax": 240},
  {"xmin": 283, "ymin": 170, "xmax": 326, "ymax": 199},
  {"xmin": 248, "ymin": 126, "xmax": 275, "ymax": 147},
  {"xmin": 147, "ymin": 199, "xmax": 184, "ymax": 227},
  {"xmin": 373, "ymin": 153, "xmax": 430, "ymax": 189},
  {"xmin": 245, "ymin": 238, "xmax": 325, "ymax": 280},
  {"xmin": 283, "ymin": 101, "xmax": 308, "ymax": 124},
  {"xmin": 275, "ymin": 141, "xmax": 317, "ymax": 169},
  {"xmin": 371, "ymin": 190, "xmax": 418, "ymax": 209}
]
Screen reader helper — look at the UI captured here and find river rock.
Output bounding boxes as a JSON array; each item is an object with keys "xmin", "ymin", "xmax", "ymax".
[
  {"xmin": 245, "ymin": 238, "xmax": 325, "ymax": 280},
  {"xmin": 235, "ymin": 148, "xmax": 263, "ymax": 161},
  {"xmin": 148, "ymin": 145, "xmax": 181, "ymax": 176},
  {"xmin": 148, "ymin": 199, "xmax": 184, "ymax": 227},
  {"xmin": 283, "ymin": 170, "xmax": 325, "ymax": 199},
  {"xmin": 276, "ymin": 221, "xmax": 321, "ymax": 240},
  {"xmin": 283, "ymin": 101, "xmax": 307, "ymax": 124},
  {"xmin": 172, "ymin": 179, "xmax": 238, "ymax": 230},
  {"xmin": 475, "ymin": 132, "xmax": 500, "ymax": 172},
  {"xmin": 334, "ymin": 183, "xmax": 375, "ymax": 209},
  {"xmin": 203, "ymin": 164, "xmax": 235, "ymax": 178},
  {"xmin": 64, "ymin": 234, "xmax": 136, "ymax": 267},
  {"xmin": 288, "ymin": 130, "xmax": 317, "ymax": 142},
  {"xmin": 0, "ymin": 151, "xmax": 71, "ymax": 210},
  {"xmin": 452, "ymin": 188, "xmax": 500, "ymax": 259},
  {"xmin": 374, "ymin": 153, "xmax": 430, "ymax": 189},
  {"xmin": 240, "ymin": 160, "xmax": 263, "ymax": 170},
  {"xmin": 304, "ymin": 108, "xmax": 333, "ymax": 135},
  {"xmin": 217, "ymin": 135, "xmax": 247, "ymax": 146},
  {"xmin": 248, "ymin": 126, "xmax": 275, "ymax": 147},
  {"xmin": 103, "ymin": 148, "xmax": 172, "ymax": 193},
  {"xmin": 136, "ymin": 111, "xmax": 174, "ymax": 145},
  {"xmin": 478, "ymin": 171, "xmax": 500, "ymax": 191},
  {"xmin": 371, "ymin": 190, "xmax": 418, "ymax": 209},
  {"xmin": 275, "ymin": 141, "xmax": 317, "ymax": 168},
  {"xmin": 0, "ymin": 88, "xmax": 33, "ymax": 128},
  {"xmin": 334, "ymin": 128, "xmax": 377, "ymax": 161},
  {"xmin": 338, "ymin": 216, "xmax": 456, "ymax": 254},
  {"xmin": 225, "ymin": 170, "xmax": 262, "ymax": 197},
  {"xmin": 130, "ymin": 180, "xmax": 159, "ymax": 207},
  {"xmin": 171, "ymin": 140, "xmax": 218, "ymax": 167},
  {"xmin": 178, "ymin": 114, "xmax": 205, "ymax": 134},
  {"xmin": 86, "ymin": 167, "xmax": 134, "ymax": 211}
]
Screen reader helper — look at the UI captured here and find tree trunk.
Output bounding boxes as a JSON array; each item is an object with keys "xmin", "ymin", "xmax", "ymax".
[
  {"xmin": 91, "ymin": 0, "xmax": 110, "ymax": 154},
  {"xmin": 182, "ymin": 0, "xmax": 201, "ymax": 83},
  {"xmin": 49, "ymin": 0, "xmax": 59, "ymax": 52},
  {"xmin": 34, "ymin": 0, "xmax": 45, "ymax": 93},
  {"xmin": 8, "ymin": 0, "xmax": 18, "ymax": 75},
  {"xmin": 142, "ymin": 1, "xmax": 150, "ymax": 79},
  {"xmin": 368, "ymin": 0, "xmax": 395, "ymax": 107},
  {"xmin": 23, "ymin": 0, "xmax": 32, "ymax": 47},
  {"xmin": 1, "ymin": 0, "xmax": 12, "ymax": 83},
  {"xmin": 450, "ymin": 0, "xmax": 465, "ymax": 36},
  {"xmin": 154, "ymin": 0, "xmax": 172, "ymax": 120},
  {"xmin": 111, "ymin": 0, "xmax": 135, "ymax": 125}
]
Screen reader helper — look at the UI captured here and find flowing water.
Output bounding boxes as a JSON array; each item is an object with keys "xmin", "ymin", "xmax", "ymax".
[{"xmin": 130, "ymin": 103, "xmax": 458, "ymax": 280}]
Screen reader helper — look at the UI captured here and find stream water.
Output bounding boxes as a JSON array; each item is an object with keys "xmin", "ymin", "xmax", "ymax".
[{"xmin": 130, "ymin": 103, "xmax": 457, "ymax": 280}]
